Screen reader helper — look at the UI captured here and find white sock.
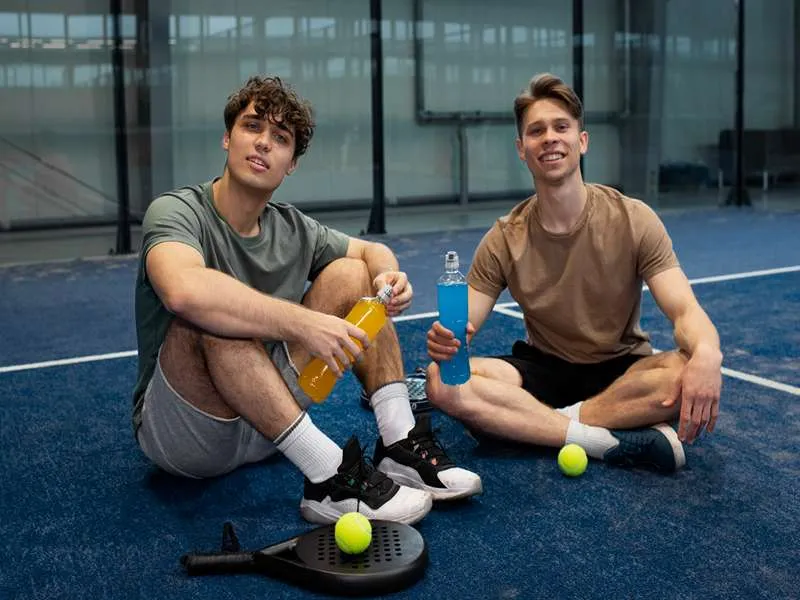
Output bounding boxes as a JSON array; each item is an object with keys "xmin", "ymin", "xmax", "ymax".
[
  {"xmin": 370, "ymin": 381, "xmax": 416, "ymax": 446},
  {"xmin": 565, "ymin": 420, "xmax": 619, "ymax": 460},
  {"xmin": 275, "ymin": 413, "xmax": 342, "ymax": 483},
  {"xmin": 556, "ymin": 401, "xmax": 583, "ymax": 422}
]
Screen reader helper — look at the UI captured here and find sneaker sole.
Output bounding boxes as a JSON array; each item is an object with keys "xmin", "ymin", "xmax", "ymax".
[
  {"xmin": 652, "ymin": 423, "xmax": 686, "ymax": 471},
  {"xmin": 299, "ymin": 495, "xmax": 433, "ymax": 525},
  {"xmin": 378, "ymin": 459, "xmax": 483, "ymax": 501}
]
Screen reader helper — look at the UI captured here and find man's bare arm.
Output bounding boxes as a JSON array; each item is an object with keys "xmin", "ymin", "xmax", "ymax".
[
  {"xmin": 146, "ymin": 242, "xmax": 354, "ymax": 348},
  {"xmin": 647, "ymin": 266, "xmax": 723, "ymax": 443},
  {"xmin": 647, "ymin": 267, "xmax": 722, "ymax": 363}
]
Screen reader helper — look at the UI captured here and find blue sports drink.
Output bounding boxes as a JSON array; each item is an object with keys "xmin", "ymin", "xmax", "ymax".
[{"xmin": 437, "ymin": 251, "xmax": 471, "ymax": 385}]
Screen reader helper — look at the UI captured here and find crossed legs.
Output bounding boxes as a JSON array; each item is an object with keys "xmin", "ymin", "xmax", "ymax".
[{"xmin": 425, "ymin": 350, "xmax": 686, "ymax": 448}]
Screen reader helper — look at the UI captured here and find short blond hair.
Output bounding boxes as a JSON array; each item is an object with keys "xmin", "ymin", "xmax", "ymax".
[{"xmin": 513, "ymin": 73, "xmax": 584, "ymax": 136}]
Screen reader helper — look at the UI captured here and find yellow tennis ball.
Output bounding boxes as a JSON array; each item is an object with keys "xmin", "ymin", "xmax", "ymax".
[
  {"xmin": 334, "ymin": 512, "xmax": 372, "ymax": 554},
  {"xmin": 558, "ymin": 443, "xmax": 588, "ymax": 477}
]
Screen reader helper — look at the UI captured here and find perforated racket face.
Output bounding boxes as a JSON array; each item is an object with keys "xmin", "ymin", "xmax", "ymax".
[
  {"xmin": 293, "ymin": 521, "xmax": 426, "ymax": 574},
  {"xmin": 406, "ymin": 376, "xmax": 426, "ymax": 402}
]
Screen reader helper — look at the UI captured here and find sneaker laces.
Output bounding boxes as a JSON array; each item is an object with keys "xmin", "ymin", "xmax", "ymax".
[
  {"xmin": 339, "ymin": 441, "xmax": 395, "ymax": 512},
  {"xmin": 608, "ymin": 430, "xmax": 660, "ymax": 466},
  {"xmin": 408, "ymin": 425, "xmax": 455, "ymax": 468}
]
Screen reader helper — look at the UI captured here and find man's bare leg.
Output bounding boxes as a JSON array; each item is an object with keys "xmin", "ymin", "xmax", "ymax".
[
  {"xmin": 289, "ymin": 258, "xmax": 415, "ymax": 447},
  {"xmin": 159, "ymin": 318, "xmax": 301, "ymax": 439},
  {"xmin": 427, "ymin": 351, "xmax": 686, "ymax": 442},
  {"xmin": 152, "ymin": 267, "xmax": 434, "ymax": 522},
  {"xmin": 425, "ymin": 358, "xmax": 571, "ymax": 447},
  {"xmin": 426, "ymin": 355, "xmax": 686, "ymax": 471},
  {"xmin": 292, "ymin": 258, "xmax": 482, "ymax": 498},
  {"xmin": 288, "ymin": 258, "xmax": 404, "ymax": 392},
  {"xmin": 579, "ymin": 351, "xmax": 686, "ymax": 429},
  {"xmin": 156, "ymin": 316, "xmax": 353, "ymax": 488}
]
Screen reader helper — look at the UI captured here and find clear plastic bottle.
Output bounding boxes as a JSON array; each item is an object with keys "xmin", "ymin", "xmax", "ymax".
[
  {"xmin": 437, "ymin": 251, "xmax": 471, "ymax": 385},
  {"xmin": 298, "ymin": 284, "xmax": 393, "ymax": 403}
]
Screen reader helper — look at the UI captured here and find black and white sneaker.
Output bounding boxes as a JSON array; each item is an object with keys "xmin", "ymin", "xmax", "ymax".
[
  {"xmin": 374, "ymin": 414, "xmax": 483, "ymax": 501},
  {"xmin": 360, "ymin": 369, "xmax": 434, "ymax": 415},
  {"xmin": 604, "ymin": 423, "xmax": 686, "ymax": 473},
  {"xmin": 300, "ymin": 435, "xmax": 432, "ymax": 525}
]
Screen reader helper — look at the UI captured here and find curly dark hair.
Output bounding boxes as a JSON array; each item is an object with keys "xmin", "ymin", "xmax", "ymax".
[{"xmin": 223, "ymin": 76, "xmax": 315, "ymax": 159}]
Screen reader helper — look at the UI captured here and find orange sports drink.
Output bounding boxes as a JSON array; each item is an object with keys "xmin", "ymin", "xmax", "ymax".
[{"xmin": 298, "ymin": 284, "xmax": 393, "ymax": 402}]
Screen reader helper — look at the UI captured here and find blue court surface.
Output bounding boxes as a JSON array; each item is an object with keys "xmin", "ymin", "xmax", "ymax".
[{"xmin": 1, "ymin": 207, "xmax": 799, "ymax": 599}]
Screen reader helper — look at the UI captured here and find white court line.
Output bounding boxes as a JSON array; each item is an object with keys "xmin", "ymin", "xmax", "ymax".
[
  {"xmin": 0, "ymin": 351, "xmax": 137, "ymax": 374},
  {"xmin": 496, "ymin": 305, "xmax": 800, "ymax": 397},
  {"xmin": 496, "ymin": 264, "xmax": 800, "ymax": 308},
  {"xmin": 718, "ymin": 366, "xmax": 800, "ymax": 396},
  {"xmin": 2, "ymin": 264, "xmax": 799, "ymax": 380}
]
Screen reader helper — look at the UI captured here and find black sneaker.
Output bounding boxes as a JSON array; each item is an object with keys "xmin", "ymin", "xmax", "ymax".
[
  {"xmin": 604, "ymin": 423, "xmax": 686, "ymax": 473},
  {"xmin": 360, "ymin": 369, "xmax": 434, "ymax": 415},
  {"xmin": 299, "ymin": 435, "xmax": 432, "ymax": 524},
  {"xmin": 374, "ymin": 414, "xmax": 483, "ymax": 501}
]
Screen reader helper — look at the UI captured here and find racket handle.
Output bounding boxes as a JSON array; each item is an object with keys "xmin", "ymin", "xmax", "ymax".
[{"xmin": 181, "ymin": 552, "xmax": 256, "ymax": 575}]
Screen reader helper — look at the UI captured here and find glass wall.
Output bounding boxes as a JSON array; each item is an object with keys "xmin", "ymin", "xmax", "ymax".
[
  {"xmin": 658, "ymin": 0, "xmax": 738, "ymax": 208},
  {"xmin": 0, "ymin": 2, "xmax": 122, "ymax": 227},
  {"xmin": 743, "ymin": 0, "xmax": 799, "ymax": 207},
  {"xmin": 0, "ymin": 0, "xmax": 797, "ymax": 235},
  {"xmin": 167, "ymin": 0, "xmax": 375, "ymax": 207}
]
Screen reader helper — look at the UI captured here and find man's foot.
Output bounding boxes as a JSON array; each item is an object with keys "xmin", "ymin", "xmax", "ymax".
[
  {"xmin": 424, "ymin": 362, "xmax": 461, "ymax": 410},
  {"xmin": 374, "ymin": 414, "xmax": 483, "ymax": 500},
  {"xmin": 300, "ymin": 436, "xmax": 433, "ymax": 525},
  {"xmin": 604, "ymin": 423, "xmax": 686, "ymax": 473}
]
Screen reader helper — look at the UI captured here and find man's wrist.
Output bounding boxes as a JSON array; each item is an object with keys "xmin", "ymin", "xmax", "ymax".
[{"xmin": 692, "ymin": 344, "xmax": 723, "ymax": 366}]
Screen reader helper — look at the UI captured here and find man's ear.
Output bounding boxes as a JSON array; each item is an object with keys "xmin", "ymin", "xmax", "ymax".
[
  {"xmin": 579, "ymin": 130, "xmax": 589, "ymax": 155},
  {"xmin": 287, "ymin": 158, "xmax": 298, "ymax": 175},
  {"xmin": 222, "ymin": 131, "xmax": 230, "ymax": 151},
  {"xmin": 515, "ymin": 136, "xmax": 525, "ymax": 161}
]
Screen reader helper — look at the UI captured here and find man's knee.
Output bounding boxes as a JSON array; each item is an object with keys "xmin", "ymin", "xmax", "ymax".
[
  {"xmin": 318, "ymin": 258, "xmax": 371, "ymax": 294},
  {"xmin": 302, "ymin": 258, "xmax": 372, "ymax": 315},
  {"xmin": 658, "ymin": 350, "xmax": 689, "ymax": 371},
  {"xmin": 162, "ymin": 318, "xmax": 262, "ymax": 371},
  {"xmin": 161, "ymin": 318, "xmax": 203, "ymax": 364},
  {"xmin": 649, "ymin": 352, "xmax": 686, "ymax": 413}
]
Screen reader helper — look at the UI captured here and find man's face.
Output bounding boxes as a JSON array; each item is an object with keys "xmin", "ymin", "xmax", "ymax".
[
  {"xmin": 515, "ymin": 98, "xmax": 588, "ymax": 186},
  {"xmin": 222, "ymin": 101, "xmax": 297, "ymax": 194}
]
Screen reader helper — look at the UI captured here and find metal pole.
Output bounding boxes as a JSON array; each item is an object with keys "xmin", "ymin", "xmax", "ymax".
[
  {"xmin": 111, "ymin": 0, "xmax": 132, "ymax": 253},
  {"xmin": 794, "ymin": 0, "xmax": 799, "ymax": 126},
  {"xmin": 730, "ymin": 0, "xmax": 751, "ymax": 206},
  {"xmin": 573, "ymin": 0, "xmax": 585, "ymax": 173},
  {"xmin": 367, "ymin": 0, "xmax": 387, "ymax": 234},
  {"xmin": 458, "ymin": 121, "xmax": 468, "ymax": 206}
]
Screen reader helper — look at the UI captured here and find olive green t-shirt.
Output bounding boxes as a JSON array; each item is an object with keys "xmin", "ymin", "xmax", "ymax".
[
  {"xmin": 468, "ymin": 183, "xmax": 679, "ymax": 363},
  {"xmin": 131, "ymin": 180, "xmax": 349, "ymax": 431}
]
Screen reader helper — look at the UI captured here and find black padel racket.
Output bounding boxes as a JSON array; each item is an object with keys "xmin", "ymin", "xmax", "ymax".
[{"xmin": 181, "ymin": 520, "xmax": 428, "ymax": 596}]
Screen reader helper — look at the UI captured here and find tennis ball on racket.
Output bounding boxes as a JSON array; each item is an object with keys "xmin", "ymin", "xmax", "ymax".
[
  {"xmin": 558, "ymin": 443, "xmax": 588, "ymax": 477},
  {"xmin": 335, "ymin": 512, "xmax": 372, "ymax": 554}
]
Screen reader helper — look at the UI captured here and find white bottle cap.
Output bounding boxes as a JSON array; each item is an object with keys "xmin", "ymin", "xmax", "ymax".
[
  {"xmin": 377, "ymin": 284, "xmax": 393, "ymax": 304},
  {"xmin": 445, "ymin": 251, "xmax": 459, "ymax": 271}
]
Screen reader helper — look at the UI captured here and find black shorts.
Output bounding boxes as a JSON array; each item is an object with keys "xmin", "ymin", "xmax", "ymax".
[{"xmin": 497, "ymin": 341, "xmax": 646, "ymax": 409}]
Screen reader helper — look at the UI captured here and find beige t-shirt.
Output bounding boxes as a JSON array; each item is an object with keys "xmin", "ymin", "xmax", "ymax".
[{"xmin": 468, "ymin": 183, "xmax": 679, "ymax": 364}]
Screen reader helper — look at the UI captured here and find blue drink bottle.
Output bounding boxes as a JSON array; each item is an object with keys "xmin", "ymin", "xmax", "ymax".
[{"xmin": 437, "ymin": 251, "xmax": 471, "ymax": 385}]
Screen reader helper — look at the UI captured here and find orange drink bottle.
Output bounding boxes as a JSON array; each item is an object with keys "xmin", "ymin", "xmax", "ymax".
[{"xmin": 298, "ymin": 284, "xmax": 393, "ymax": 402}]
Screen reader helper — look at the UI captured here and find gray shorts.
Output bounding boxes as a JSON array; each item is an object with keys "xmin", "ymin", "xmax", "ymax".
[{"xmin": 136, "ymin": 341, "xmax": 313, "ymax": 478}]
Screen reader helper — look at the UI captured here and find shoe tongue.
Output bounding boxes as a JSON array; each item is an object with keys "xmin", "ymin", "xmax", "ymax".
[
  {"xmin": 408, "ymin": 413, "xmax": 431, "ymax": 437},
  {"xmin": 339, "ymin": 435, "xmax": 363, "ymax": 473}
]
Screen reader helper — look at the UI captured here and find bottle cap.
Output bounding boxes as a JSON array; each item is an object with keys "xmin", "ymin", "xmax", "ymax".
[
  {"xmin": 377, "ymin": 284, "xmax": 393, "ymax": 304},
  {"xmin": 445, "ymin": 251, "xmax": 459, "ymax": 271}
]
